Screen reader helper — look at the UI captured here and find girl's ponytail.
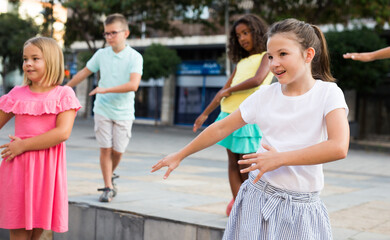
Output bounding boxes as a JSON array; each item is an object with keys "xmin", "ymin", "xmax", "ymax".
[{"xmin": 311, "ymin": 25, "xmax": 335, "ymax": 82}]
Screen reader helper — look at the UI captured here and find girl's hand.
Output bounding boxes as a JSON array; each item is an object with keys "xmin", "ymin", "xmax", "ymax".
[
  {"xmin": 193, "ymin": 114, "xmax": 208, "ymax": 132},
  {"xmin": 0, "ymin": 135, "xmax": 24, "ymax": 161},
  {"xmin": 151, "ymin": 152, "xmax": 183, "ymax": 179},
  {"xmin": 89, "ymin": 87, "xmax": 106, "ymax": 96},
  {"xmin": 238, "ymin": 144, "xmax": 284, "ymax": 183},
  {"xmin": 215, "ymin": 89, "xmax": 231, "ymax": 102},
  {"xmin": 343, "ymin": 52, "xmax": 373, "ymax": 62}
]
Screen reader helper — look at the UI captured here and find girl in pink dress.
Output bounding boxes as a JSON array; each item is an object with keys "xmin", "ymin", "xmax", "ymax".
[{"xmin": 0, "ymin": 37, "xmax": 81, "ymax": 239}]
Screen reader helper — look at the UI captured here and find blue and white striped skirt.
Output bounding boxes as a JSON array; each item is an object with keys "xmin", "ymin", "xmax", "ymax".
[{"xmin": 223, "ymin": 173, "xmax": 333, "ymax": 240}]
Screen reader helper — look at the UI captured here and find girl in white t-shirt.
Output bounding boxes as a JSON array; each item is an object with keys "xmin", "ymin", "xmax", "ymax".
[{"xmin": 152, "ymin": 18, "xmax": 349, "ymax": 240}]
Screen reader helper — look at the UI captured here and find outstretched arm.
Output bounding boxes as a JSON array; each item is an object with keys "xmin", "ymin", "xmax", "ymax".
[
  {"xmin": 89, "ymin": 72, "xmax": 142, "ymax": 95},
  {"xmin": 343, "ymin": 46, "xmax": 390, "ymax": 62},
  {"xmin": 240, "ymin": 108, "xmax": 349, "ymax": 183},
  {"xmin": 152, "ymin": 109, "xmax": 247, "ymax": 179},
  {"xmin": 0, "ymin": 109, "xmax": 76, "ymax": 161},
  {"xmin": 66, "ymin": 67, "xmax": 93, "ymax": 87}
]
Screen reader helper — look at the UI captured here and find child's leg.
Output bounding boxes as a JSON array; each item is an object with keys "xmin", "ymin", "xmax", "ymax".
[
  {"xmin": 10, "ymin": 228, "xmax": 42, "ymax": 240},
  {"xmin": 10, "ymin": 229, "xmax": 30, "ymax": 240},
  {"xmin": 227, "ymin": 150, "xmax": 250, "ymax": 198},
  {"xmin": 31, "ymin": 229, "xmax": 43, "ymax": 240},
  {"xmin": 238, "ymin": 154, "xmax": 250, "ymax": 182},
  {"xmin": 111, "ymin": 150, "xmax": 123, "ymax": 172},
  {"xmin": 100, "ymin": 147, "xmax": 114, "ymax": 189}
]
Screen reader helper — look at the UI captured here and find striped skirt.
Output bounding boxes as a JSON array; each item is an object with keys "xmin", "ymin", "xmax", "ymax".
[{"xmin": 223, "ymin": 173, "xmax": 333, "ymax": 240}]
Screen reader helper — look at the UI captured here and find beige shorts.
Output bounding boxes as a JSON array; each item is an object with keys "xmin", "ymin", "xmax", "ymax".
[{"xmin": 94, "ymin": 113, "xmax": 133, "ymax": 153}]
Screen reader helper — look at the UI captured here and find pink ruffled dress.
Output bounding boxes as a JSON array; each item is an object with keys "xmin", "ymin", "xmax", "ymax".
[{"xmin": 0, "ymin": 85, "xmax": 81, "ymax": 232}]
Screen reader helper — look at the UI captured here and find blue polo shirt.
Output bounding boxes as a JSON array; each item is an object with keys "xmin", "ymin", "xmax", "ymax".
[{"xmin": 86, "ymin": 45, "xmax": 143, "ymax": 120}]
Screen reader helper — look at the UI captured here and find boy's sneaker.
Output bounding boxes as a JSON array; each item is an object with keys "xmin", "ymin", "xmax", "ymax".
[{"xmin": 98, "ymin": 187, "xmax": 115, "ymax": 202}]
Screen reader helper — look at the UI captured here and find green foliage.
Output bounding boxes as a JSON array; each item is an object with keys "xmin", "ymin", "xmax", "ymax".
[
  {"xmin": 210, "ymin": 0, "xmax": 390, "ymax": 29},
  {"xmin": 76, "ymin": 51, "xmax": 94, "ymax": 71},
  {"xmin": 326, "ymin": 28, "xmax": 390, "ymax": 93},
  {"xmin": 0, "ymin": 13, "xmax": 39, "ymax": 90},
  {"xmin": 61, "ymin": 0, "xmax": 106, "ymax": 50},
  {"xmin": 142, "ymin": 44, "xmax": 181, "ymax": 80},
  {"xmin": 60, "ymin": 0, "xmax": 214, "ymax": 50}
]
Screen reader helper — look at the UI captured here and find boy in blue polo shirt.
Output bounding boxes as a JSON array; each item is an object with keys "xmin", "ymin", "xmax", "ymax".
[{"xmin": 67, "ymin": 13, "xmax": 143, "ymax": 202}]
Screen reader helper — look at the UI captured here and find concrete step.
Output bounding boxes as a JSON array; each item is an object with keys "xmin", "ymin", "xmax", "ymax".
[{"xmin": 53, "ymin": 201, "xmax": 224, "ymax": 240}]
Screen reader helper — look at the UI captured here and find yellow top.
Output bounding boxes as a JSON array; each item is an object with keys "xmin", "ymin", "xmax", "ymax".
[{"xmin": 221, "ymin": 52, "xmax": 273, "ymax": 113}]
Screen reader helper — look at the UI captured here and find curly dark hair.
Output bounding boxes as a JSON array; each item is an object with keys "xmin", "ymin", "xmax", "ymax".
[{"xmin": 228, "ymin": 14, "xmax": 268, "ymax": 63}]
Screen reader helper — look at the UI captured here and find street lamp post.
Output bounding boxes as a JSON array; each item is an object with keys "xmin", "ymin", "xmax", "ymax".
[{"xmin": 225, "ymin": 0, "xmax": 230, "ymax": 77}]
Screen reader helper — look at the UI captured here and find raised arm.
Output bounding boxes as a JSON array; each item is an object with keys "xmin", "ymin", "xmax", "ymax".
[
  {"xmin": 343, "ymin": 46, "xmax": 390, "ymax": 62},
  {"xmin": 88, "ymin": 72, "xmax": 142, "ymax": 96},
  {"xmin": 66, "ymin": 67, "xmax": 93, "ymax": 87},
  {"xmin": 153, "ymin": 109, "xmax": 247, "ymax": 178},
  {"xmin": 223, "ymin": 53, "xmax": 270, "ymax": 94},
  {"xmin": 240, "ymin": 108, "xmax": 349, "ymax": 183},
  {"xmin": 0, "ymin": 109, "xmax": 76, "ymax": 161}
]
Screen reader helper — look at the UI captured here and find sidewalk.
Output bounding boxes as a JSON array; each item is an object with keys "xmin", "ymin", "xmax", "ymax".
[{"xmin": 1, "ymin": 117, "xmax": 390, "ymax": 240}]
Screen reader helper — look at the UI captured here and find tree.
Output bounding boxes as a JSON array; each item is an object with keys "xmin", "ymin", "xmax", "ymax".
[
  {"xmin": 0, "ymin": 13, "xmax": 39, "ymax": 94},
  {"xmin": 60, "ymin": 0, "xmax": 214, "ymax": 52},
  {"xmin": 326, "ymin": 28, "xmax": 389, "ymax": 93},
  {"xmin": 210, "ymin": 0, "xmax": 390, "ymax": 29},
  {"xmin": 142, "ymin": 44, "xmax": 181, "ymax": 80},
  {"xmin": 142, "ymin": 44, "xmax": 181, "ymax": 124},
  {"xmin": 326, "ymin": 28, "xmax": 390, "ymax": 138}
]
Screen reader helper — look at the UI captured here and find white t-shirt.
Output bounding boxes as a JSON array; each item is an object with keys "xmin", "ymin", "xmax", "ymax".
[{"xmin": 239, "ymin": 80, "xmax": 348, "ymax": 192}]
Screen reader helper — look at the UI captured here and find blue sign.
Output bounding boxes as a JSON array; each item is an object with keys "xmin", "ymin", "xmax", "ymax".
[
  {"xmin": 177, "ymin": 61, "xmax": 221, "ymax": 75},
  {"xmin": 70, "ymin": 63, "xmax": 78, "ymax": 75}
]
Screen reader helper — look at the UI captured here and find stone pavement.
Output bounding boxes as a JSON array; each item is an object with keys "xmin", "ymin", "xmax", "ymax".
[{"xmin": 0, "ymin": 117, "xmax": 390, "ymax": 240}]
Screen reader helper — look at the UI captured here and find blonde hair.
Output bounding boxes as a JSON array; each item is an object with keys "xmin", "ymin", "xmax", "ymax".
[
  {"xmin": 104, "ymin": 13, "xmax": 129, "ymax": 31},
  {"xmin": 23, "ymin": 37, "xmax": 64, "ymax": 86}
]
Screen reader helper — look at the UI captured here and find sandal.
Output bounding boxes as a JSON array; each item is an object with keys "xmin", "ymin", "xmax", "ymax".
[{"xmin": 98, "ymin": 187, "xmax": 115, "ymax": 202}]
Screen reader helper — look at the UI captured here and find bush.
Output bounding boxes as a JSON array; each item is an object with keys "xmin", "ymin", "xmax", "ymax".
[
  {"xmin": 326, "ymin": 28, "xmax": 390, "ymax": 93},
  {"xmin": 142, "ymin": 44, "xmax": 181, "ymax": 80}
]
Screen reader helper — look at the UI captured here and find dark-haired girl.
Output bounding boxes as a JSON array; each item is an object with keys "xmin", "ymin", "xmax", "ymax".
[{"xmin": 192, "ymin": 14, "xmax": 273, "ymax": 216}]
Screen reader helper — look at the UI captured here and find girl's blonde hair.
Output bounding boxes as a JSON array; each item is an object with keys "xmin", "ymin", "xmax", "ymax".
[
  {"xmin": 267, "ymin": 18, "xmax": 335, "ymax": 82},
  {"xmin": 23, "ymin": 37, "xmax": 64, "ymax": 86}
]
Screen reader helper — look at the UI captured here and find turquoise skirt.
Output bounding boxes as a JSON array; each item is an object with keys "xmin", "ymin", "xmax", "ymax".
[{"xmin": 215, "ymin": 111, "xmax": 262, "ymax": 154}]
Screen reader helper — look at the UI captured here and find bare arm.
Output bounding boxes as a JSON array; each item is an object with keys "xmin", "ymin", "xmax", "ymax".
[
  {"xmin": 343, "ymin": 46, "xmax": 390, "ymax": 62},
  {"xmin": 0, "ymin": 110, "xmax": 76, "ymax": 161},
  {"xmin": 240, "ymin": 108, "xmax": 350, "ymax": 183},
  {"xmin": 192, "ymin": 67, "xmax": 236, "ymax": 132},
  {"xmin": 223, "ymin": 54, "xmax": 270, "ymax": 94},
  {"xmin": 153, "ymin": 109, "xmax": 247, "ymax": 178},
  {"xmin": 88, "ymin": 72, "xmax": 142, "ymax": 96},
  {"xmin": 0, "ymin": 110, "xmax": 14, "ymax": 130},
  {"xmin": 66, "ymin": 67, "xmax": 93, "ymax": 87},
  {"xmin": 193, "ymin": 55, "xmax": 270, "ymax": 132}
]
